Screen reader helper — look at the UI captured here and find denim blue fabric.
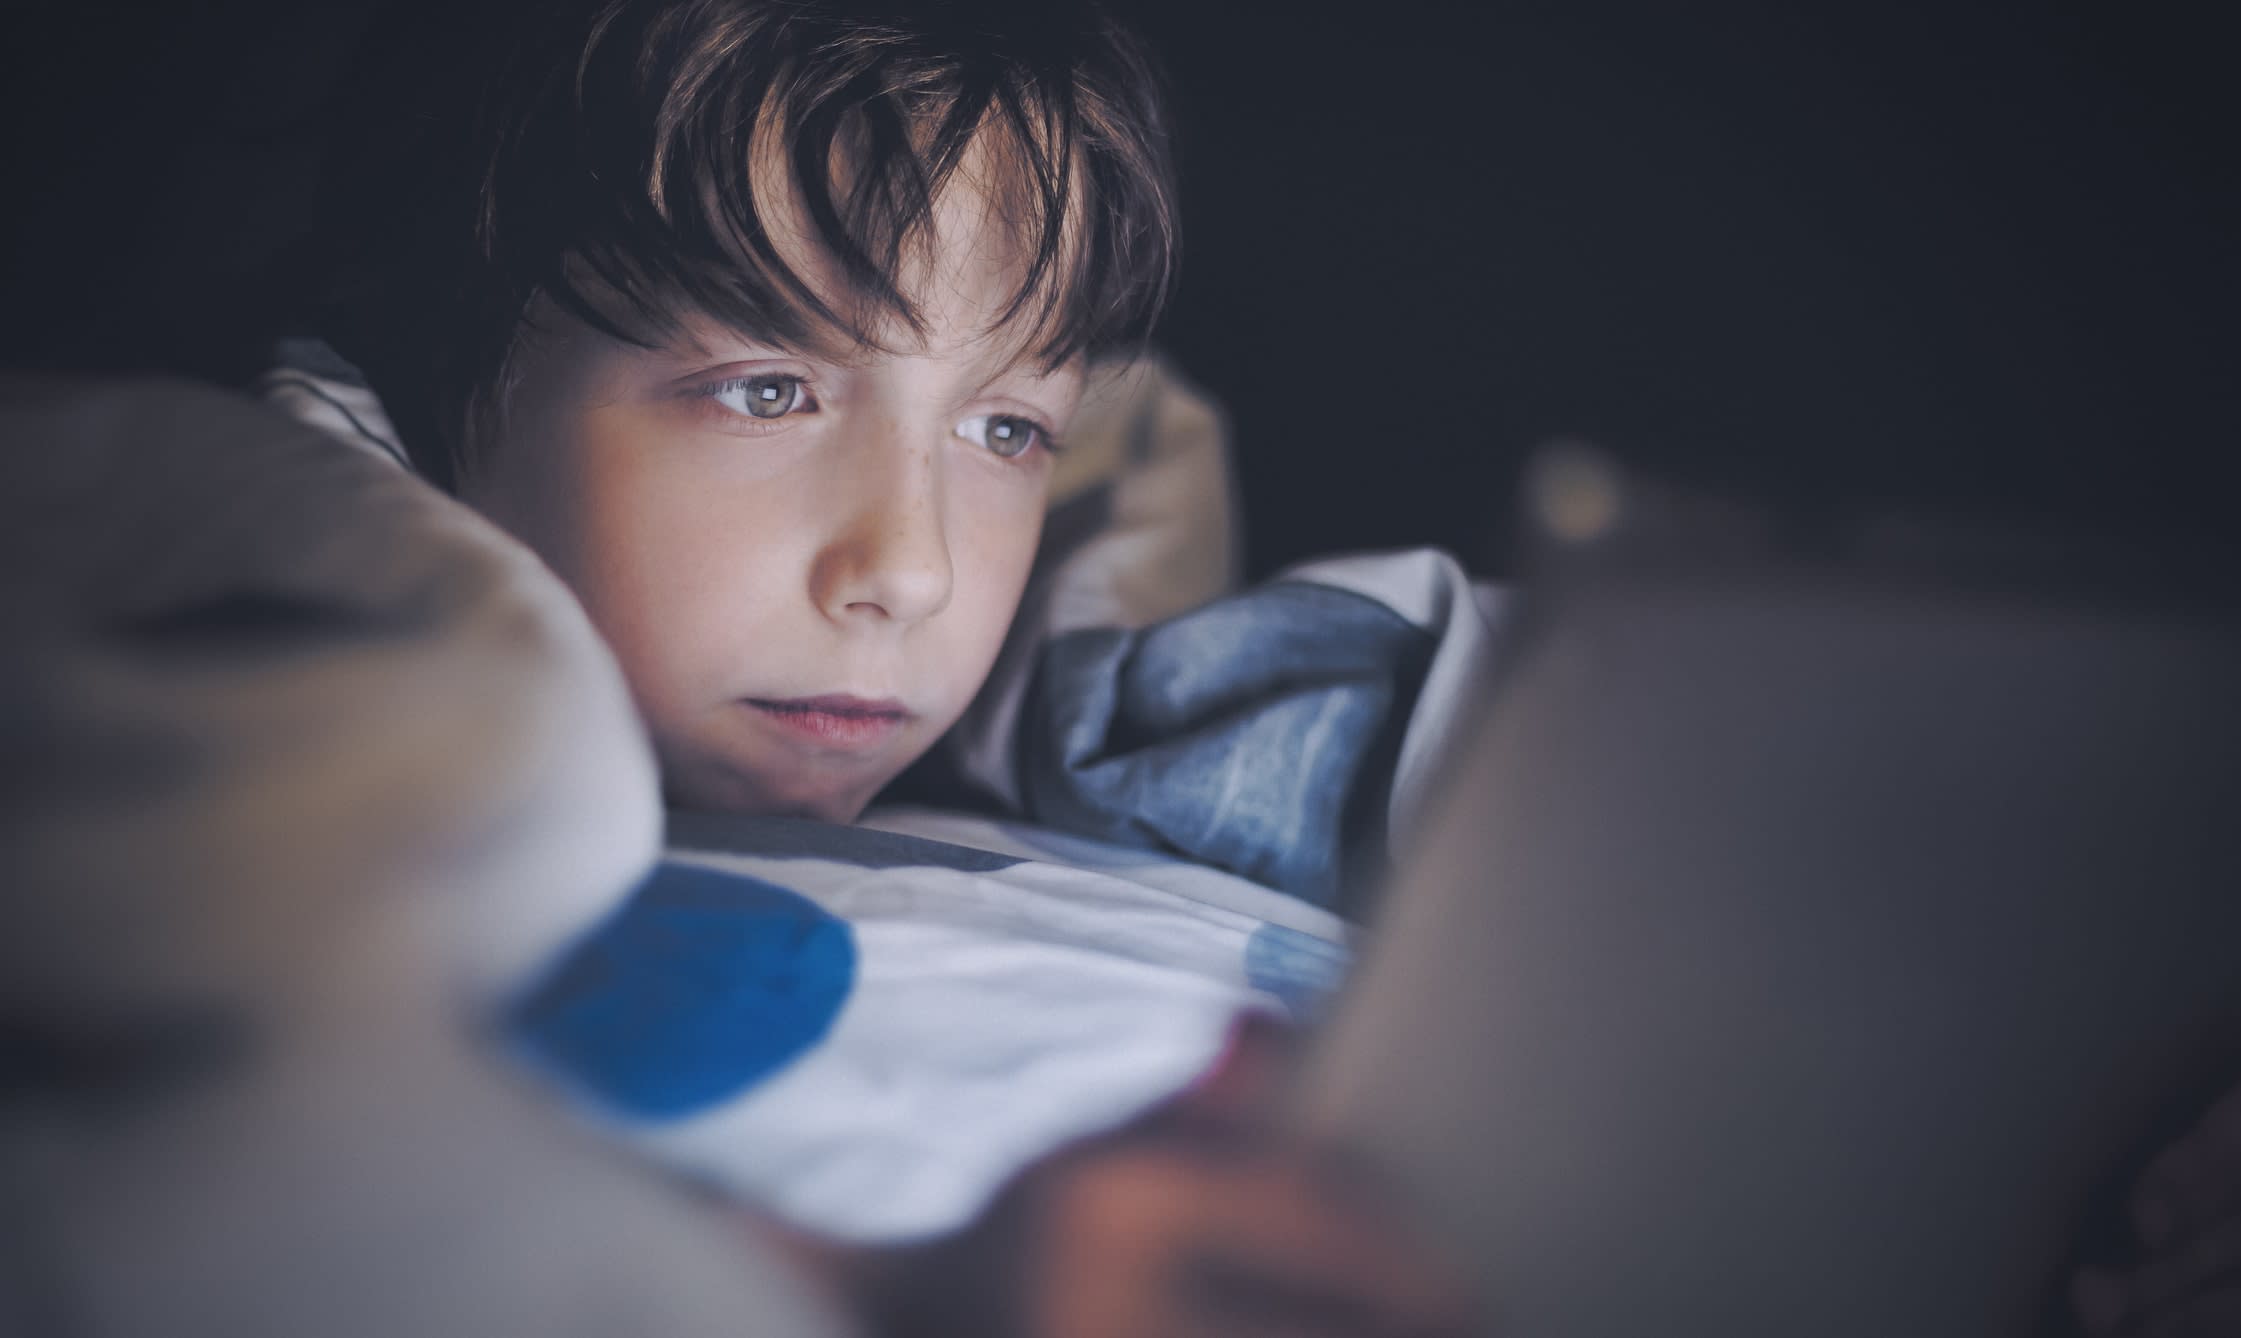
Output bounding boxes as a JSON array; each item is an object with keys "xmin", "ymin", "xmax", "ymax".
[
  {"xmin": 1017, "ymin": 581, "xmax": 1435, "ymax": 907},
  {"xmin": 1244, "ymin": 923, "xmax": 1352, "ymax": 1021},
  {"xmin": 508, "ymin": 861, "xmax": 856, "ymax": 1121}
]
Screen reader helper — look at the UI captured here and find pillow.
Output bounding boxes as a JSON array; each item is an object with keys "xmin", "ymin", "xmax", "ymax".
[
  {"xmin": 942, "ymin": 352, "xmax": 1243, "ymax": 807},
  {"xmin": 0, "ymin": 374, "xmax": 838, "ymax": 1338},
  {"xmin": 1, "ymin": 373, "xmax": 661, "ymax": 1007}
]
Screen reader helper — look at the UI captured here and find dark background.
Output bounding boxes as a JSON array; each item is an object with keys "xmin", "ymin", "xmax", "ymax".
[{"xmin": 6, "ymin": 2, "xmax": 2238, "ymax": 578}]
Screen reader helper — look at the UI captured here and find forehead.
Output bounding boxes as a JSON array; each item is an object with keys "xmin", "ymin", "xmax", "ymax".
[{"xmin": 739, "ymin": 112, "xmax": 1079, "ymax": 367}]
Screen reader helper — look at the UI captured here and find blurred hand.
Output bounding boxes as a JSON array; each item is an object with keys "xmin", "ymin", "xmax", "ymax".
[
  {"xmin": 852, "ymin": 1013, "xmax": 1480, "ymax": 1338},
  {"xmin": 2073, "ymin": 1077, "xmax": 2241, "ymax": 1337}
]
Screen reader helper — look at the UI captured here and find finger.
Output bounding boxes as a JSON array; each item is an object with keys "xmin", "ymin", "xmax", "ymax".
[
  {"xmin": 1181, "ymin": 1010, "xmax": 1299, "ymax": 1119},
  {"xmin": 1039, "ymin": 1143, "xmax": 1478, "ymax": 1338},
  {"xmin": 1189, "ymin": 1150, "xmax": 1477, "ymax": 1331}
]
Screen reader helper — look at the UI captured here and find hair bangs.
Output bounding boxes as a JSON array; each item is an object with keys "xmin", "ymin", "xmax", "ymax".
[
  {"xmin": 528, "ymin": 0, "xmax": 1177, "ymax": 370},
  {"xmin": 321, "ymin": 0, "xmax": 1179, "ymax": 485}
]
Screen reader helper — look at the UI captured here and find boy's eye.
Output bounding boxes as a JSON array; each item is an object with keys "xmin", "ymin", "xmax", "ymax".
[
  {"xmin": 957, "ymin": 413, "xmax": 1047, "ymax": 459},
  {"xmin": 708, "ymin": 374, "xmax": 814, "ymax": 420}
]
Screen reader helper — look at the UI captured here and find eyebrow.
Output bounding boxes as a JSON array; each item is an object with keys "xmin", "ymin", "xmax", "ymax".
[
  {"xmin": 672, "ymin": 315, "xmax": 836, "ymax": 364},
  {"xmin": 685, "ymin": 306, "xmax": 1085, "ymax": 390}
]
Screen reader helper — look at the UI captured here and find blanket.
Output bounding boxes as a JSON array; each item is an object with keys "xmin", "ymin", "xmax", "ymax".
[{"xmin": 510, "ymin": 552, "xmax": 1505, "ymax": 1241}]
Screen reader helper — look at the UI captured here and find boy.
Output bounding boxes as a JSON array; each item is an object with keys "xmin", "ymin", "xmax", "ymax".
[
  {"xmin": 308, "ymin": 0, "xmax": 1179, "ymax": 825},
  {"xmin": 281, "ymin": 0, "xmax": 1511, "ymax": 1242},
  {"xmin": 256, "ymin": 0, "xmax": 1482, "ymax": 1326}
]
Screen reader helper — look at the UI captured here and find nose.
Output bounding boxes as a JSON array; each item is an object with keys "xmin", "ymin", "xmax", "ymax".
[{"xmin": 808, "ymin": 430, "xmax": 954, "ymax": 627}]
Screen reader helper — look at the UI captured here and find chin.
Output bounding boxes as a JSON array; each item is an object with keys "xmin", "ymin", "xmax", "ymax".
[
  {"xmin": 659, "ymin": 753, "xmax": 879, "ymax": 824},
  {"xmin": 775, "ymin": 790, "xmax": 874, "ymax": 824}
]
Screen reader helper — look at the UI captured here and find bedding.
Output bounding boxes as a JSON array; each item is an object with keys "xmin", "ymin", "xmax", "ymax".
[
  {"xmin": 511, "ymin": 810, "xmax": 1348, "ymax": 1240},
  {"xmin": 510, "ymin": 553, "xmax": 1507, "ymax": 1242},
  {"xmin": 2, "ymin": 375, "xmax": 842, "ymax": 1337}
]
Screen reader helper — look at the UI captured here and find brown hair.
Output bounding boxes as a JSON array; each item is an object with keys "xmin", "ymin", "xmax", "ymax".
[{"xmin": 317, "ymin": 0, "xmax": 1179, "ymax": 488}]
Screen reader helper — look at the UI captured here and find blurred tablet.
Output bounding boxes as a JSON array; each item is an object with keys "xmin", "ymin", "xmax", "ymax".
[{"xmin": 1298, "ymin": 445, "xmax": 2241, "ymax": 1338}]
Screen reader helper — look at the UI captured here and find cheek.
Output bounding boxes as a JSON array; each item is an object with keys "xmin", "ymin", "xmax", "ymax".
[
  {"xmin": 504, "ymin": 412, "xmax": 806, "ymax": 706},
  {"xmin": 940, "ymin": 485, "xmax": 1046, "ymax": 672}
]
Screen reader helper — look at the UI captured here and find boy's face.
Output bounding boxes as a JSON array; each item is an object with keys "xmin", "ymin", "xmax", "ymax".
[{"xmin": 464, "ymin": 185, "xmax": 1082, "ymax": 821}]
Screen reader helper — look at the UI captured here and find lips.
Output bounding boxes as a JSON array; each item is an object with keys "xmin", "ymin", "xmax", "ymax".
[{"xmin": 746, "ymin": 694, "xmax": 913, "ymax": 749}]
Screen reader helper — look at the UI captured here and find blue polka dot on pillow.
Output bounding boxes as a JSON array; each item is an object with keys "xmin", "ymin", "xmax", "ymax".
[{"xmin": 508, "ymin": 861, "xmax": 856, "ymax": 1121}]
